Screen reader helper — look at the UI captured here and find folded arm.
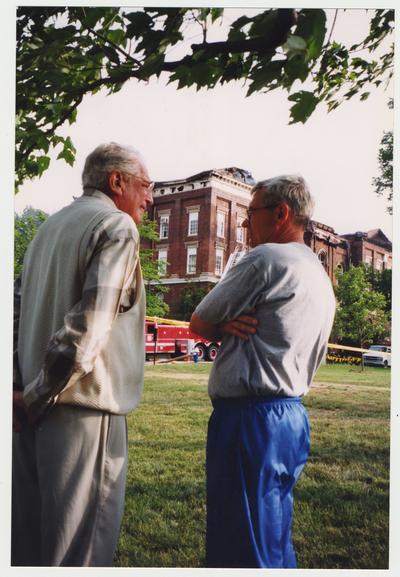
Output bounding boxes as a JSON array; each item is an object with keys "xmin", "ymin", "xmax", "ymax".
[{"xmin": 189, "ymin": 312, "xmax": 257, "ymax": 342}]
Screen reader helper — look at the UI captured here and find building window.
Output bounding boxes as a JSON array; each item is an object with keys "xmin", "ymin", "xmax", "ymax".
[
  {"xmin": 217, "ymin": 212, "xmax": 225, "ymax": 238},
  {"xmin": 236, "ymin": 220, "xmax": 244, "ymax": 243},
  {"xmin": 318, "ymin": 249, "xmax": 328, "ymax": 271},
  {"xmin": 376, "ymin": 253, "xmax": 384, "ymax": 271},
  {"xmin": 215, "ymin": 248, "xmax": 224, "ymax": 276},
  {"xmin": 158, "ymin": 249, "xmax": 168, "ymax": 276},
  {"xmin": 188, "ymin": 211, "xmax": 199, "ymax": 236},
  {"xmin": 364, "ymin": 248, "xmax": 373, "ymax": 267},
  {"xmin": 187, "ymin": 247, "xmax": 197, "ymax": 274},
  {"xmin": 383, "ymin": 254, "xmax": 389, "ymax": 270},
  {"xmin": 159, "ymin": 215, "xmax": 169, "ymax": 239}
]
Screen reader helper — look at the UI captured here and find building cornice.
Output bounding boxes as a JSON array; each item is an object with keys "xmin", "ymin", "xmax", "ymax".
[{"xmin": 154, "ymin": 168, "xmax": 253, "ymax": 202}]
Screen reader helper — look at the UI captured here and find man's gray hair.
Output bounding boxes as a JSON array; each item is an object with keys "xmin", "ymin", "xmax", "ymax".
[
  {"xmin": 252, "ymin": 174, "xmax": 314, "ymax": 227},
  {"xmin": 82, "ymin": 142, "xmax": 143, "ymax": 191}
]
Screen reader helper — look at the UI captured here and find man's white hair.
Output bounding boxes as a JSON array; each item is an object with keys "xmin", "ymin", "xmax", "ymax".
[
  {"xmin": 252, "ymin": 174, "xmax": 314, "ymax": 228},
  {"xmin": 82, "ymin": 142, "xmax": 143, "ymax": 191}
]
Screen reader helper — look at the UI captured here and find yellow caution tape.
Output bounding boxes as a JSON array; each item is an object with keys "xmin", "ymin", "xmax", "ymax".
[
  {"xmin": 146, "ymin": 315, "xmax": 189, "ymax": 327},
  {"xmin": 327, "ymin": 343, "xmax": 386, "ymax": 354},
  {"xmin": 146, "ymin": 317, "xmax": 384, "ymax": 354}
]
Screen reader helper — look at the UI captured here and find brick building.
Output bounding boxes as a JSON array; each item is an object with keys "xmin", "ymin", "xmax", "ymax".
[
  {"xmin": 341, "ymin": 229, "xmax": 392, "ymax": 271},
  {"xmin": 144, "ymin": 168, "xmax": 392, "ymax": 317},
  {"xmin": 304, "ymin": 221, "xmax": 349, "ymax": 281},
  {"xmin": 145, "ymin": 168, "xmax": 253, "ymax": 316}
]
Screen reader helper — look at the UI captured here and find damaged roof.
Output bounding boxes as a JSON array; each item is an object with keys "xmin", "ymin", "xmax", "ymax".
[{"xmin": 155, "ymin": 167, "xmax": 255, "ymax": 187}]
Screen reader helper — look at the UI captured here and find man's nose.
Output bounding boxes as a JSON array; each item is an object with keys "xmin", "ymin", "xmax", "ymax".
[
  {"xmin": 146, "ymin": 190, "xmax": 154, "ymax": 205},
  {"xmin": 242, "ymin": 218, "xmax": 249, "ymax": 228}
]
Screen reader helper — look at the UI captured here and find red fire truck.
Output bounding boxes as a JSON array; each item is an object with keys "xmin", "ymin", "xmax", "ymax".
[{"xmin": 145, "ymin": 317, "xmax": 219, "ymax": 361}]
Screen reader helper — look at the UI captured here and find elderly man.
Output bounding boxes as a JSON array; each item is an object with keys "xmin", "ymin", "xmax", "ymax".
[
  {"xmin": 190, "ymin": 175, "xmax": 336, "ymax": 569},
  {"xmin": 12, "ymin": 143, "xmax": 153, "ymax": 566}
]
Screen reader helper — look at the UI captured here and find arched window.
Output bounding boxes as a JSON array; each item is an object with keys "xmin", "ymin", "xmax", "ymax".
[{"xmin": 318, "ymin": 249, "xmax": 328, "ymax": 271}]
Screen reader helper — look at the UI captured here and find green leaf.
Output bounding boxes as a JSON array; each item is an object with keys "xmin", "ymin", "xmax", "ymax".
[
  {"xmin": 284, "ymin": 55, "xmax": 309, "ymax": 85},
  {"xmin": 36, "ymin": 134, "xmax": 50, "ymax": 153},
  {"xmin": 65, "ymin": 136, "xmax": 76, "ymax": 154},
  {"xmin": 78, "ymin": 7, "xmax": 118, "ymax": 30},
  {"xmin": 227, "ymin": 28, "xmax": 247, "ymax": 42},
  {"xmin": 37, "ymin": 155, "xmax": 50, "ymax": 176},
  {"xmin": 168, "ymin": 65, "xmax": 193, "ymax": 89},
  {"xmin": 288, "ymin": 90, "xmax": 319, "ymax": 123},
  {"xmin": 106, "ymin": 28, "xmax": 126, "ymax": 47},
  {"xmin": 247, "ymin": 60, "xmax": 284, "ymax": 96},
  {"xmin": 296, "ymin": 9, "xmax": 327, "ymax": 60},
  {"xmin": 69, "ymin": 108, "xmax": 78, "ymax": 125},
  {"xmin": 139, "ymin": 52, "xmax": 165, "ymax": 79},
  {"xmin": 249, "ymin": 10, "xmax": 278, "ymax": 39},
  {"xmin": 211, "ymin": 8, "xmax": 224, "ymax": 23},
  {"xmin": 125, "ymin": 11, "xmax": 154, "ymax": 38},
  {"xmin": 57, "ymin": 147, "xmax": 75, "ymax": 166}
]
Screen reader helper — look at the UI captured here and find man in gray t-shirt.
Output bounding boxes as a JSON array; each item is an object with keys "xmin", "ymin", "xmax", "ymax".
[{"xmin": 190, "ymin": 175, "xmax": 336, "ymax": 569}]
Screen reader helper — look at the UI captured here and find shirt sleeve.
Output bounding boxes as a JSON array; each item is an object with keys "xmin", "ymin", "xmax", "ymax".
[
  {"xmin": 194, "ymin": 248, "xmax": 267, "ymax": 325},
  {"xmin": 23, "ymin": 213, "xmax": 139, "ymax": 417}
]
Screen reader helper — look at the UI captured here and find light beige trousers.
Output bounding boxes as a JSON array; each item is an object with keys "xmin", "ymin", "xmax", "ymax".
[{"xmin": 12, "ymin": 404, "xmax": 128, "ymax": 566}]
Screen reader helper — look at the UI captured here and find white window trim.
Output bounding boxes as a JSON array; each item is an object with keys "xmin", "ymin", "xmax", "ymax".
[
  {"xmin": 215, "ymin": 247, "xmax": 224, "ymax": 276},
  {"xmin": 159, "ymin": 214, "xmax": 169, "ymax": 240},
  {"xmin": 185, "ymin": 205, "xmax": 200, "ymax": 213},
  {"xmin": 158, "ymin": 249, "xmax": 168, "ymax": 276},
  {"xmin": 236, "ymin": 220, "xmax": 244, "ymax": 243},
  {"xmin": 188, "ymin": 211, "xmax": 199, "ymax": 236},
  {"xmin": 217, "ymin": 211, "xmax": 225, "ymax": 238},
  {"xmin": 187, "ymin": 246, "xmax": 197, "ymax": 274}
]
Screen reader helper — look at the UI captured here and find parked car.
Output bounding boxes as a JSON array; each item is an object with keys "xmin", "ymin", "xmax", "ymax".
[{"xmin": 362, "ymin": 345, "xmax": 391, "ymax": 368}]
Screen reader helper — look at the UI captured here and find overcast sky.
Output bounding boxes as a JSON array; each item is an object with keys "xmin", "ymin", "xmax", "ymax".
[{"xmin": 12, "ymin": 6, "xmax": 394, "ymax": 239}]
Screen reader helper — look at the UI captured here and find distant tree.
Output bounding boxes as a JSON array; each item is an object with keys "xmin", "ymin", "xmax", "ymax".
[
  {"xmin": 363, "ymin": 265, "xmax": 392, "ymax": 316},
  {"xmin": 14, "ymin": 207, "xmax": 48, "ymax": 277},
  {"xmin": 332, "ymin": 266, "xmax": 390, "ymax": 351},
  {"xmin": 372, "ymin": 100, "xmax": 393, "ymax": 214},
  {"xmin": 137, "ymin": 214, "xmax": 169, "ymax": 317},
  {"xmin": 16, "ymin": 7, "xmax": 394, "ymax": 188},
  {"xmin": 179, "ymin": 283, "xmax": 210, "ymax": 321},
  {"xmin": 144, "ymin": 290, "xmax": 169, "ymax": 318}
]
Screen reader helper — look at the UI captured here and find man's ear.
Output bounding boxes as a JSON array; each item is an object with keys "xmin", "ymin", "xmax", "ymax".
[
  {"xmin": 108, "ymin": 170, "xmax": 124, "ymax": 196},
  {"xmin": 276, "ymin": 203, "xmax": 290, "ymax": 223}
]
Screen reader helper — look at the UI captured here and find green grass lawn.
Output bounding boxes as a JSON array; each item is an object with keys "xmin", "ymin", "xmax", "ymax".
[{"xmin": 115, "ymin": 362, "xmax": 391, "ymax": 569}]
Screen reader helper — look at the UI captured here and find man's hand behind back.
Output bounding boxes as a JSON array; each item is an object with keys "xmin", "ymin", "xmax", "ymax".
[
  {"xmin": 13, "ymin": 390, "xmax": 28, "ymax": 432},
  {"xmin": 13, "ymin": 390, "xmax": 43, "ymax": 431}
]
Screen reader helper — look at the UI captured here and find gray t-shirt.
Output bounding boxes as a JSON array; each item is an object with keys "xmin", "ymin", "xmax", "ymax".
[{"xmin": 195, "ymin": 242, "xmax": 336, "ymax": 399}]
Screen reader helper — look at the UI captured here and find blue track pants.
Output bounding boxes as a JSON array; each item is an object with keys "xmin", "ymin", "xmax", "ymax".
[{"xmin": 206, "ymin": 396, "xmax": 310, "ymax": 568}]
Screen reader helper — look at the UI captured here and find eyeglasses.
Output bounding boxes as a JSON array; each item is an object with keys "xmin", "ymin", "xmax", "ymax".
[
  {"xmin": 124, "ymin": 173, "xmax": 154, "ymax": 193},
  {"xmin": 134, "ymin": 176, "xmax": 154, "ymax": 193},
  {"xmin": 246, "ymin": 204, "xmax": 279, "ymax": 220}
]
